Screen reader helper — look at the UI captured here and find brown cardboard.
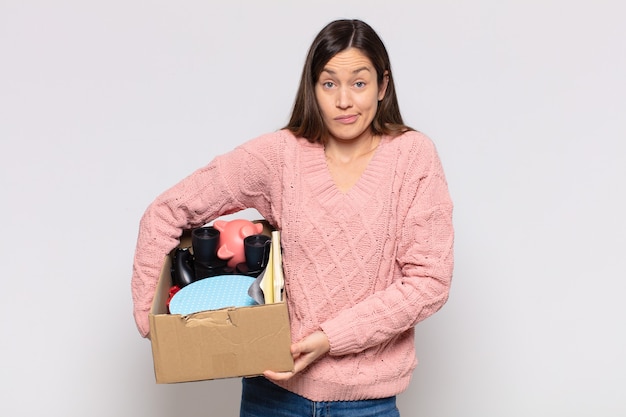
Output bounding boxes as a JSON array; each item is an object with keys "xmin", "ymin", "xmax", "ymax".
[{"xmin": 149, "ymin": 225, "xmax": 293, "ymax": 384}]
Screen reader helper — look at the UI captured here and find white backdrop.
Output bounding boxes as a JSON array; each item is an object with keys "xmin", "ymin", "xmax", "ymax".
[{"xmin": 1, "ymin": 1, "xmax": 625, "ymax": 416}]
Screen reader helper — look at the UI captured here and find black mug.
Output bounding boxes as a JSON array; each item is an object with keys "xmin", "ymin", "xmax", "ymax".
[{"xmin": 243, "ymin": 234, "xmax": 271, "ymax": 272}]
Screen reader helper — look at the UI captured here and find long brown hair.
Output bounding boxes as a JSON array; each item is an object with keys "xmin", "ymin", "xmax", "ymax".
[{"xmin": 285, "ymin": 19, "xmax": 412, "ymax": 143}]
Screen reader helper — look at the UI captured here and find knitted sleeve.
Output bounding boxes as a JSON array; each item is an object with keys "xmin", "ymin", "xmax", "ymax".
[
  {"xmin": 320, "ymin": 137, "xmax": 454, "ymax": 355},
  {"xmin": 130, "ymin": 132, "xmax": 285, "ymax": 337}
]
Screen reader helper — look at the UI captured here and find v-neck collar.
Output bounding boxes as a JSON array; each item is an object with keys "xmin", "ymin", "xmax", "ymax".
[{"xmin": 301, "ymin": 136, "xmax": 390, "ymax": 206}]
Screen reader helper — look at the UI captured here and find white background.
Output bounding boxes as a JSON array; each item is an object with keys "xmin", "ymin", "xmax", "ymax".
[{"xmin": 1, "ymin": 1, "xmax": 625, "ymax": 416}]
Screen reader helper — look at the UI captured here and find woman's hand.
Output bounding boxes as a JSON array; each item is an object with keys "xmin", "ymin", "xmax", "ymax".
[{"xmin": 263, "ymin": 330, "xmax": 330, "ymax": 381}]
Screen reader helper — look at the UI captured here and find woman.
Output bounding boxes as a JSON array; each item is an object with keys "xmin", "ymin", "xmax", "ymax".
[{"xmin": 131, "ymin": 19, "xmax": 454, "ymax": 416}]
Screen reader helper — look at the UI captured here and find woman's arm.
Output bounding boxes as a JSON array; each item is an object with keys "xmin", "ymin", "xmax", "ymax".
[{"xmin": 130, "ymin": 132, "xmax": 287, "ymax": 337}]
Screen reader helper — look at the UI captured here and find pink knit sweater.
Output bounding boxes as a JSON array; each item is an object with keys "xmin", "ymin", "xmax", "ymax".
[{"xmin": 131, "ymin": 129, "xmax": 454, "ymax": 401}]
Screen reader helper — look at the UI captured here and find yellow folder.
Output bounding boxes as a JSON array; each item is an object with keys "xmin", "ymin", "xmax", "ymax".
[
  {"xmin": 259, "ymin": 241, "xmax": 274, "ymax": 304},
  {"xmin": 271, "ymin": 231, "xmax": 284, "ymax": 302}
]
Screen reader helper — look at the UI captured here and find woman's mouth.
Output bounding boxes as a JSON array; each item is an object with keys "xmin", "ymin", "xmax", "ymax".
[{"xmin": 334, "ymin": 114, "xmax": 358, "ymax": 124}]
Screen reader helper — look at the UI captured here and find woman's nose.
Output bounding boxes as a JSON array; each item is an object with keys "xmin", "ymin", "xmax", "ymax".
[{"xmin": 336, "ymin": 88, "xmax": 352, "ymax": 109}]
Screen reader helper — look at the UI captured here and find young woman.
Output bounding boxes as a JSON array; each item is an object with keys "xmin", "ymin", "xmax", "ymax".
[{"xmin": 131, "ymin": 19, "xmax": 454, "ymax": 417}]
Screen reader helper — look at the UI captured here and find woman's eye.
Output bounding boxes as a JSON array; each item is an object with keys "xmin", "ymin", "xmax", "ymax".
[
  {"xmin": 323, "ymin": 81, "xmax": 335, "ymax": 88},
  {"xmin": 355, "ymin": 81, "xmax": 366, "ymax": 88}
]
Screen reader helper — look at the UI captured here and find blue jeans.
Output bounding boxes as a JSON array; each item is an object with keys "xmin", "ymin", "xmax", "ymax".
[{"xmin": 240, "ymin": 376, "xmax": 400, "ymax": 417}]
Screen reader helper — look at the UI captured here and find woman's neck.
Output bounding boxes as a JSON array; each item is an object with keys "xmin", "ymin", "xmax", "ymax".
[
  {"xmin": 324, "ymin": 133, "xmax": 381, "ymax": 164},
  {"xmin": 323, "ymin": 133, "xmax": 382, "ymax": 193}
]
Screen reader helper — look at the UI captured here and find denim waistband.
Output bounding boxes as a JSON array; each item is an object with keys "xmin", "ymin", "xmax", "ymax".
[{"xmin": 240, "ymin": 376, "xmax": 400, "ymax": 417}]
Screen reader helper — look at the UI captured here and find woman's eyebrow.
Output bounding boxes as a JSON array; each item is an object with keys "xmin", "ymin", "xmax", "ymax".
[{"xmin": 321, "ymin": 66, "xmax": 372, "ymax": 75}]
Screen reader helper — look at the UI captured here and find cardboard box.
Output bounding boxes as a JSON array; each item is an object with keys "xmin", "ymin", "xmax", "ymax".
[{"xmin": 149, "ymin": 226, "xmax": 293, "ymax": 384}]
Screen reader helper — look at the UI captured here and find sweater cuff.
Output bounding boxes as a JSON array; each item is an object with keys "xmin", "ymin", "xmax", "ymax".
[
  {"xmin": 134, "ymin": 307, "xmax": 151, "ymax": 338},
  {"xmin": 320, "ymin": 315, "xmax": 360, "ymax": 356}
]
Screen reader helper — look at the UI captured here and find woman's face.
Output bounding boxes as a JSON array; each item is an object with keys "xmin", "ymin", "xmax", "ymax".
[{"xmin": 315, "ymin": 48, "xmax": 388, "ymax": 144}]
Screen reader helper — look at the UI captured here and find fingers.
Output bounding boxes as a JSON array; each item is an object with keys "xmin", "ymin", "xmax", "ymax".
[
  {"xmin": 264, "ymin": 331, "xmax": 330, "ymax": 382},
  {"xmin": 263, "ymin": 369, "xmax": 295, "ymax": 381},
  {"xmin": 263, "ymin": 352, "xmax": 308, "ymax": 381}
]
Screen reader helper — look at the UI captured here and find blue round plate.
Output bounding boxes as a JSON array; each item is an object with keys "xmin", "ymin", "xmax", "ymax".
[{"xmin": 169, "ymin": 274, "xmax": 257, "ymax": 315}]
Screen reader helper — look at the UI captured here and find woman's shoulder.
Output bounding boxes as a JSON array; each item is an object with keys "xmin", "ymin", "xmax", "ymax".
[
  {"xmin": 391, "ymin": 128, "xmax": 431, "ymax": 142},
  {"xmin": 387, "ymin": 129, "xmax": 438, "ymax": 155},
  {"xmin": 234, "ymin": 129, "xmax": 318, "ymax": 167},
  {"xmin": 242, "ymin": 129, "xmax": 312, "ymax": 149},
  {"xmin": 241, "ymin": 129, "xmax": 289, "ymax": 145}
]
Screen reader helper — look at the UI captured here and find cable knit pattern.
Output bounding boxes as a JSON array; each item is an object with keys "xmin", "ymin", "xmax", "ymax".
[{"xmin": 131, "ymin": 129, "xmax": 454, "ymax": 401}]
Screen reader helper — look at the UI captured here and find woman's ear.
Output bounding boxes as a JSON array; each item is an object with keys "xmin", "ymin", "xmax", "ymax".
[{"xmin": 378, "ymin": 70, "xmax": 390, "ymax": 101}]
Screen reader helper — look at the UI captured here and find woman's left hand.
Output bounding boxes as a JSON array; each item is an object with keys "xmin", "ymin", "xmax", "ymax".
[{"xmin": 263, "ymin": 330, "xmax": 330, "ymax": 381}]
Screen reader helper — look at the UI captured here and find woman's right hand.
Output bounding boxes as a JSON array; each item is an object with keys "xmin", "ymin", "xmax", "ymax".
[{"xmin": 263, "ymin": 330, "xmax": 330, "ymax": 381}]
